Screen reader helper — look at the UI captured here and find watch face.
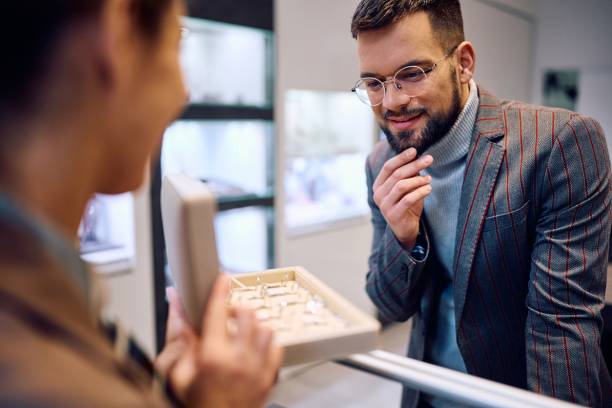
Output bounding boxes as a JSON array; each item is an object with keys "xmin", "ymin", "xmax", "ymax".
[{"xmin": 410, "ymin": 245, "xmax": 426, "ymax": 260}]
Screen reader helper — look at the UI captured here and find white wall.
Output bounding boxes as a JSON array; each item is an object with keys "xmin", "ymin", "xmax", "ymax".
[
  {"xmin": 533, "ymin": 0, "xmax": 612, "ymax": 86},
  {"xmin": 462, "ymin": 0, "xmax": 535, "ymax": 102},
  {"xmin": 486, "ymin": 0, "xmax": 538, "ymax": 17},
  {"xmin": 533, "ymin": 0, "xmax": 612, "ymax": 157}
]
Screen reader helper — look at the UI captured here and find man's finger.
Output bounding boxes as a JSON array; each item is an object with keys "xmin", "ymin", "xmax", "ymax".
[
  {"xmin": 389, "ymin": 184, "xmax": 432, "ymax": 220},
  {"xmin": 375, "ymin": 154, "xmax": 433, "ymax": 203},
  {"xmin": 373, "ymin": 148, "xmax": 417, "ymax": 190},
  {"xmin": 380, "ymin": 176, "xmax": 431, "ymax": 211}
]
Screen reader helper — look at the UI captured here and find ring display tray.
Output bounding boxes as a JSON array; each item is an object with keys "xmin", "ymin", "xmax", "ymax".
[
  {"xmin": 160, "ymin": 174, "xmax": 379, "ymax": 367},
  {"xmin": 230, "ymin": 266, "xmax": 380, "ymax": 366}
]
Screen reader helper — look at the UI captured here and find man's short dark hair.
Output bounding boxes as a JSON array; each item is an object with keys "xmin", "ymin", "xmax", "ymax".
[{"xmin": 351, "ymin": 0, "xmax": 465, "ymax": 51}]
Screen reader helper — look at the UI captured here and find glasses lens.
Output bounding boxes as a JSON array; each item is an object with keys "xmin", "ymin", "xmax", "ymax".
[
  {"xmin": 394, "ymin": 66, "xmax": 427, "ymax": 97},
  {"xmin": 354, "ymin": 78, "xmax": 384, "ymax": 106}
]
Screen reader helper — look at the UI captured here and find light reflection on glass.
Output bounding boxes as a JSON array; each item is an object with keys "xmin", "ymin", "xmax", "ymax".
[
  {"xmin": 161, "ymin": 120, "xmax": 273, "ymax": 196},
  {"xmin": 215, "ymin": 207, "xmax": 271, "ymax": 273},
  {"xmin": 180, "ymin": 17, "xmax": 273, "ymax": 107}
]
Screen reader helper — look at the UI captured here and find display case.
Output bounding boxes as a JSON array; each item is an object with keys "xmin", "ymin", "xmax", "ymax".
[
  {"xmin": 180, "ymin": 17, "xmax": 273, "ymax": 108},
  {"xmin": 151, "ymin": 1, "xmax": 275, "ymax": 351},
  {"xmin": 284, "ymin": 90, "xmax": 375, "ymax": 234},
  {"xmin": 80, "ymin": 193, "xmax": 134, "ymax": 275},
  {"xmin": 161, "ymin": 120, "xmax": 275, "ymax": 272},
  {"xmin": 162, "ymin": 120, "xmax": 274, "ymax": 197}
]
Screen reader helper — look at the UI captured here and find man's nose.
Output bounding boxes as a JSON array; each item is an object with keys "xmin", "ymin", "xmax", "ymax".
[{"xmin": 382, "ymin": 82, "xmax": 411, "ymax": 113}]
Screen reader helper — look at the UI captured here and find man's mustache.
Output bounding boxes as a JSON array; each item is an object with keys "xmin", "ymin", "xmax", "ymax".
[{"xmin": 384, "ymin": 107, "xmax": 427, "ymax": 121}]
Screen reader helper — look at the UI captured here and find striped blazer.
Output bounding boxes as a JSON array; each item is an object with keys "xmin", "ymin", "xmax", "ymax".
[{"xmin": 365, "ymin": 89, "xmax": 612, "ymax": 407}]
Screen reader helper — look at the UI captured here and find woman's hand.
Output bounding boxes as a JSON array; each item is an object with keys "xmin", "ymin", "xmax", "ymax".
[
  {"xmin": 154, "ymin": 286, "xmax": 196, "ymax": 382},
  {"xmin": 157, "ymin": 275, "xmax": 284, "ymax": 408}
]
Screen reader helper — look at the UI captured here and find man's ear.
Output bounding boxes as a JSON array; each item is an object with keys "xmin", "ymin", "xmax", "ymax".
[
  {"xmin": 92, "ymin": 0, "xmax": 133, "ymax": 91},
  {"xmin": 456, "ymin": 41, "xmax": 476, "ymax": 84}
]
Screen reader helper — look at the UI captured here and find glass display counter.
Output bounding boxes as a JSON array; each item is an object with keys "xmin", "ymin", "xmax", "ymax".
[{"xmin": 79, "ymin": 193, "xmax": 134, "ymax": 275}]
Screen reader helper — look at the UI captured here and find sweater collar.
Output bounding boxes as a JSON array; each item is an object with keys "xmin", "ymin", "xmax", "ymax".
[{"xmin": 423, "ymin": 79, "xmax": 479, "ymax": 170}]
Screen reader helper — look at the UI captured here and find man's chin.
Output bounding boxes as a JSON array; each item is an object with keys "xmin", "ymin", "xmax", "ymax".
[{"xmin": 382, "ymin": 126, "xmax": 424, "ymax": 154}]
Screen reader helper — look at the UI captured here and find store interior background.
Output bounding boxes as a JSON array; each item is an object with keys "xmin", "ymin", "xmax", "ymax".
[{"xmin": 86, "ymin": 0, "xmax": 612, "ymax": 377}]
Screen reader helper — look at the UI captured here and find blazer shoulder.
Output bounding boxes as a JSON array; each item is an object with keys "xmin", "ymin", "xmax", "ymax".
[
  {"xmin": 492, "ymin": 97, "xmax": 605, "ymax": 148},
  {"xmin": 498, "ymin": 98, "xmax": 593, "ymax": 132},
  {"xmin": 480, "ymin": 88, "xmax": 568, "ymax": 118}
]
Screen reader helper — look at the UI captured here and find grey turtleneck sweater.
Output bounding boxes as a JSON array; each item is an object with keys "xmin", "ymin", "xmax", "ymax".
[{"xmin": 420, "ymin": 80, "xmax": 479, "ymax": 407}]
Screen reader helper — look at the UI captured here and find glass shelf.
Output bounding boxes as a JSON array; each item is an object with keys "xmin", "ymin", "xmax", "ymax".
[
  {"xmin": 160, "ymin": 119, "xmax": 275, "ymax": 270},
  {"xmin": 181, "ymin": 104, "xmax": 274, "ymax": 121},
  {"xmin": 161, "ymin": 120, "xmax": 274, "ymax": 197},
  {"xmin": 154, "ymin": 7, "xmax": 277, "ymax": 353},
  {"xmin": 217, "ymin": 193, "xmax": 274, "ymax": 212},
  {"xmin": 180, "ymin": 17, "xmax": 274, "ymax": 108}
]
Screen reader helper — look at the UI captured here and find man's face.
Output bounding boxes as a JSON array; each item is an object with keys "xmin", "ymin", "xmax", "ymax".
[{"xmin": 356, "ymin": 12, "xmax": 462, "ymax": 155}]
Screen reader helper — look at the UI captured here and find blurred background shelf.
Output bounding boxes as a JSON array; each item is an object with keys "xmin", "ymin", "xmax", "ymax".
[
  {"xmin": 182, "ymin": 105, "xmax": 274, "ymax": 120},
  {"xmin": 151, "ymin": 1, "xmax": 276, "ymax": 352},
  {"xmin": 217, "ymin": 193, "xmax": 275, "ymax": 211}
]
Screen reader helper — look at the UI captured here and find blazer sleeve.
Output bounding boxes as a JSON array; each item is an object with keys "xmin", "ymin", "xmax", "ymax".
[
  {"xmin": 525, "ymin": 114, "xmax": 611, "ymax": 407},
  {"xmin": 364, "ymin": 156, "xmax": 430, "ymax": 322}
]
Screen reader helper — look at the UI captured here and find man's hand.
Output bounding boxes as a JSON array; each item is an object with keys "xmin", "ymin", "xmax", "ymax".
[
  {"xmin": 372, "ymin": 147, "xmax": 433, "ymax": 250},
  {"xmin": 158, "ymin": 275, "xmax": 284, "ymax": 408}
]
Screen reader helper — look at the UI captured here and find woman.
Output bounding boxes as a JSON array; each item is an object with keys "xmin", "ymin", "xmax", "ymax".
[{"xmin": 0, "ymin": 0, "xmax": 282, "ymax": 406}]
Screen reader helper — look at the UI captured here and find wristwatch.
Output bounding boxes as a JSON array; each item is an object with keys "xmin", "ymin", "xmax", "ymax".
[{"xmin": 409, "ymin": 223, "xmax": 427, "ymax": 261}]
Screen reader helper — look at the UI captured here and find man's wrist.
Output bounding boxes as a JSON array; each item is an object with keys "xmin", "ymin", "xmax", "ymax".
[
  {"xmin": 410, "ymin": 243, "xmax": 427, "ymax": 261},
  {"xmin": 398, "ymin": 222, "xmax": 427, "ymax": 261}
]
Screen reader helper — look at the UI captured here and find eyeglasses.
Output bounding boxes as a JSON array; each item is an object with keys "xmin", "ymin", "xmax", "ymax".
[{"xmin": 351, "ymin": 45, "xmax": 459, "ymax": 107}]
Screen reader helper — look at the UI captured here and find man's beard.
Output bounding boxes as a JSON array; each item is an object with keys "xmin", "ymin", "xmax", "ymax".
[{"xmin": 381, "ymin": 78, "xmax": 463, "ymax": 155}]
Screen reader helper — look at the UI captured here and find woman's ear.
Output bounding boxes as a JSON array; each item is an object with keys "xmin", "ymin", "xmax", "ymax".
[
  {"xmin": 92, "ymin": 0, "xmax": 134, "ymax": 92},
  {"xmin": 456, "ymin": 41, "xmax": 476, "ymax": 84}
]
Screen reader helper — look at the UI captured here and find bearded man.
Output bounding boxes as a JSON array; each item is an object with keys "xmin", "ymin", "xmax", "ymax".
[{"xmin": 352, "ymin": 1, "xmax": 612, "ymax": 407}]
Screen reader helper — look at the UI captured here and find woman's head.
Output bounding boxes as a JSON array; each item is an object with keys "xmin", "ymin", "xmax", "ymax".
[{"xmin": 0, "ymin": 0, "xmax": 187, "ymax": 194}]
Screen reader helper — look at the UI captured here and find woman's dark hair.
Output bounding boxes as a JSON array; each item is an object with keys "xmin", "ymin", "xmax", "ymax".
[
  {"xmin": 351, "ymin": 0, "xmax": 464, "ymax": 51},
  {"xmin": 0, "ymin": 0, "xmax": 172, "ymax": 123}
]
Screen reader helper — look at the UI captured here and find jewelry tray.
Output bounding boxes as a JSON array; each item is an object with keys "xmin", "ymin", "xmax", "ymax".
[{"xmin": 230, "ymin": 266, "xmax": 381, "ymax": 366}]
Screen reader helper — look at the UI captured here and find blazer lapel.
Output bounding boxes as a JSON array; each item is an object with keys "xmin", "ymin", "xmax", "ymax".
[{"xmin": 453, "ymin": 90, "xmax": 506, "ymax": 324}]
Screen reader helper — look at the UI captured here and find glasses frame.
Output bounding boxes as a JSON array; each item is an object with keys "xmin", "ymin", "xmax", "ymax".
[{"xmin": 351, "ymin": 44, "xmax": 460, "ymax": 107}]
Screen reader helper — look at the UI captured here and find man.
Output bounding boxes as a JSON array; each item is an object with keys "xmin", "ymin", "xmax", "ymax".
[
  {"xmin": 351, "ymin": 0, "xmax": 612, "ymax": 407},
  {"xmin": 0, "ymin": 0, "xmax": 281, "ymax": 407}
]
